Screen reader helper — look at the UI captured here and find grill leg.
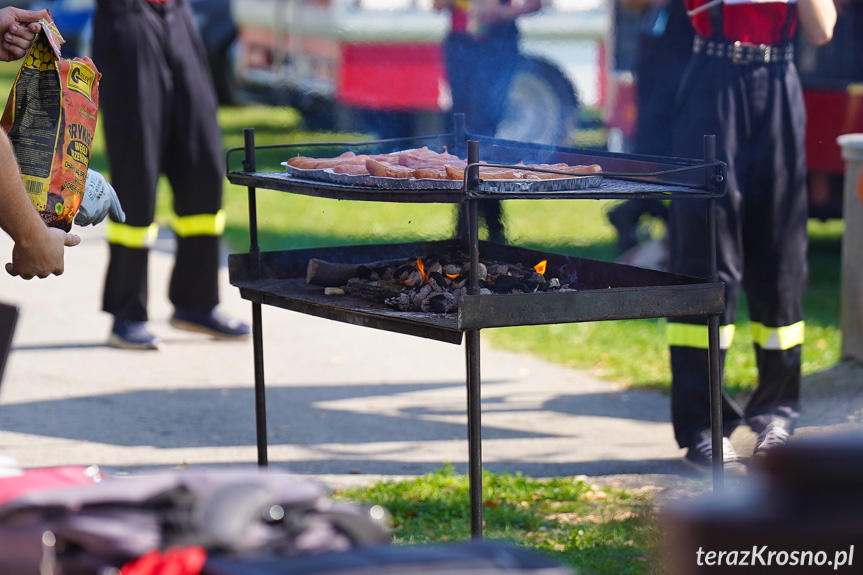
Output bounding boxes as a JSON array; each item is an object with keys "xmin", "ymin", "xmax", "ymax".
[
  {"xmin": 253, "ymin": 301, "xmax": 268, "ymax": 466},
  {"xmin": 466, "ymin": 330, "xmax": 483, "ymax": 538}
]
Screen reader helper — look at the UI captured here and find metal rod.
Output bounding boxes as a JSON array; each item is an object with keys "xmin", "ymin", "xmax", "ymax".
[
  {"xmin": 244, "ymin": 128, "xmax": 261, "ymax": 276},
  {"xmin": 466, "ymin": 329, "xmax": 482, "ymax": 538},
  {"xmin": 465, "ymin": 139, "xmax": 483, "ymax": 538},
  {"xmin": 244, "ymin": 128, "xmax": 268, "ymax": 467},
  {"xmin": 704, "ymin": 135, "xmax": 723, "ymax": 490},
  {"xmin": 253, "ymin": 302, "xmax": 268, "ymax": 466}
]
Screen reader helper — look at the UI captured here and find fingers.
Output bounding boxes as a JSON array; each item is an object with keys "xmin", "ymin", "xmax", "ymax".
[
  {"xmin": 64, "ymin": 233, "xmax": 81, "ymax": 247},
  {"xmin": 5, "ymin": 262, "xmax": 33, "ymax": 280},
  {"xmin": 110, "ymin": 196, "xmax": 126, "ymax": 223}
]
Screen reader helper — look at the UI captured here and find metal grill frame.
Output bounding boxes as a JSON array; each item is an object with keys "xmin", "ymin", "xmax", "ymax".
[{"xmin": 226, "ymin": 119, "xmax": 729, "ymax": 538}]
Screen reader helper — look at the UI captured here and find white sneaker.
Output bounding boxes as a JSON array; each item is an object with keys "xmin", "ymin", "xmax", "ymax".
[
  {"xmin": 683, "ymin": 436, "xmax": 748, "ymax": 476},
  {"xmin": 752, "ymin": 421, "xmax": 791, "ymax": 459}
]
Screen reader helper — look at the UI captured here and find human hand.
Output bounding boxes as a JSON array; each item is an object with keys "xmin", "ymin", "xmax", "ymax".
[
  {"xmin": 6, "ymin": 226, "xmax": 81, "ymax": 280},
  {"xmin": 0, "ymin": 7, "xmax": 49, "ymax": 62},
  {"xmin": 75, "ymin": 170, "xmax": 126, "ymax": 226}
]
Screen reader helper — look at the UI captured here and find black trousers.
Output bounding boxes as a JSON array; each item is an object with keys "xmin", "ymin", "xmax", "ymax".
[
  {"xmin": 444, "ymin": 29, "xmax": 518, "ymax": 242},
  {"xmin": 95, "ymin": 0, "xmax": 223, "ymax": 321},
  {"xmin": 668, "ymin": 52, "xmax": 808, "ymax": 449}
]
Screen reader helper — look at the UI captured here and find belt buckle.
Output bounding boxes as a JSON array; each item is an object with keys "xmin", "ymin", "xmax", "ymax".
[{"xmin": 731, "ymin": 41, "xmax": 746, "ymax": 64}]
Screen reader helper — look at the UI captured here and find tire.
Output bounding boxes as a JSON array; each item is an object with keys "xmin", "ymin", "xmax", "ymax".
[{"xmin": 495, "ymin": 55, "xmax": 579, "ymax": 146}]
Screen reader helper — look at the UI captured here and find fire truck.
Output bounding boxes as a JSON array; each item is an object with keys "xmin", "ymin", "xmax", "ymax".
[
  {"xmin": 231, "ymin": 0, "xmax": 607, "ymax": 145},
  {"xmin": 604, "ymin": 0, "xmax": 863, "ymax": 220}
]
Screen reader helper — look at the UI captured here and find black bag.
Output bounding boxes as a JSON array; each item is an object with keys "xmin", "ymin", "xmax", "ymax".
[
  {"xmin": 202, "ymin": 541, "xmax": 575, "ymax": 575},
  {"xmin": 0, "ymin": 467, "xmax": 391, "ymax": 575}
]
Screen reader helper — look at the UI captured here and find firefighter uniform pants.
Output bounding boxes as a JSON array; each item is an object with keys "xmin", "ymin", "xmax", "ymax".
[
  {"xmin": 668, "ymin": 54, "xmax": 808, "ymax": 449},
  {"xmin": 94, "ymin": 0, "xmax": 224, "ymax": 321}
]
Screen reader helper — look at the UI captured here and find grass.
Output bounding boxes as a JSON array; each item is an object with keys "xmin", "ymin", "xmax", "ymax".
[{"xmin": 334, "ymin": 464, "xmax": 666, "ymax": 575}]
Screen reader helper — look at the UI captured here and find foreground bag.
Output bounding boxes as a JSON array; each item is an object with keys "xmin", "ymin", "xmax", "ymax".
[{"xmin": 0, "ymin": 467, "xmax": 390, "ymax": 575}]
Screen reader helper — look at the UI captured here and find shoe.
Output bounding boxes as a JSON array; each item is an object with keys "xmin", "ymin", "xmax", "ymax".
[
  {"xmin": 170, "ymin": 307, "xmax": 251, "ymax": 339},
  {"xmin": 682, "ymin": 436, "xmax": 748, "ymax": 476},
  {"xmin": 108, "ymin": 319, "xmax": 161, "ymax": 350},
  {"xmin": 752, "ymin": 421, "xmax": 791, "ymax": 459}
]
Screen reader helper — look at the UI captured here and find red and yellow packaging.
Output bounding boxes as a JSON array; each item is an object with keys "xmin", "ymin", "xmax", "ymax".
[{"xmin": 1, "ymin": 16, "xmax": 100, "ymax": 231}]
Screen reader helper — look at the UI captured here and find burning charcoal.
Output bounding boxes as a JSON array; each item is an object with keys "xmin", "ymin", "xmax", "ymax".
[
  {"xmin": 443, "ymin": 263, "xmax": 461, "ymax": 277},
  {"xmin": 519, "ymin": 276, "xmax": 539, "ymax": 293},
  {"xmin": 380, "ymin": 266, "xmax": 395, "ymax": 282},
  {"xmin": 395, "ymin": 263, "xmax": 415, "ymax": 281},
  {"xmin": 404, "ymin": 270, "xmax": 424, "ymax": 288},
  {"xmin": 486, "ymin": 264, "xmax": 510, "ymax": 277},
  {"xmin": 463, "ymin": 262, "xmax": 487, "ymax": 282},
  {"xmin": 421, "ymin": 292, "xmax": 458, "ymax": 313},
  {"xmin": 529, "ymin": 271, "xmax": 547, "ymax": 286},
  {"xmin": 547, "ymin": 278, "xmax": 561, "ymax": 289},
  {"xmin": 411, "ymin": 284, "xmax": 433, "ymax": 307},
  {"xmin": 427, "ymin": 271, "xmax": 448, "ymax": 291},
  {"xmin": 491, "ymin": 275, "xmax": 522, "ymax": 294},
  {"xmin": 426, "ymin": 261, "xmax": 443, "ymax": 276},
  {"xmin": 385, "ymin": 292, "xmax": 414, "ymax": 311},
  {"xmin": 452, "ymin": 273, "xmax": 470, "ymax": 289}
]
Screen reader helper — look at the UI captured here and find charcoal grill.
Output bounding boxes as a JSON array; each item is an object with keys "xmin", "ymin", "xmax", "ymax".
[{"xmin": 226, "ymin": 117, "xmax": 728, "ymax": 537}]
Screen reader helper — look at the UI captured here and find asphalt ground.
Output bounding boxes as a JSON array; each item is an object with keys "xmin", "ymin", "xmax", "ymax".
[{"xmin": 0, "ymin": 225, "xmax": 857, "ymax": 492}]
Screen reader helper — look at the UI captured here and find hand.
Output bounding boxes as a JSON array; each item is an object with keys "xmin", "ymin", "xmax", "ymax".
[
  {"xmin": 75, "ymin": 169, "xmax": 126, "ymax": 226},
  {"xmin": 6, "ymin": 226, "xmax": 80, "ymax": 280},
  {"xmin": 0, "ymin": 7, "xmax": 49, "ymax": 62}
]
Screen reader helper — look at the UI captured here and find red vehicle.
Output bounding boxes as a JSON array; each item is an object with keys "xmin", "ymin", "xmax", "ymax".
[
  {"xmin": 231, "ymin": 0, "xmax": 606, "ymax": 144},
  {"xmin": 605, "ymin": 1, "xmax": 863, "ymax": 220}
]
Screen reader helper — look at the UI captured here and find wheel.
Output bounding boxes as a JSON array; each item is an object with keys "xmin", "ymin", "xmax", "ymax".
[{"xmin": 495, "ymin": 55, "xmax": 579, "ymax": 146}]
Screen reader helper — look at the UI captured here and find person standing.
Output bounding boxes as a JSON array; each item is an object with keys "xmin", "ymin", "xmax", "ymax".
[
  {"xmin": 607, "ymin": 0, "xmax": 692, "ymax": 254},
  {"xmin": 93, "ymin": 0, "xmax": 250, "ymax": 350},
  {"xmin": 667, "ymin": 0, "xmax": 836, "ymax": 472},
  {"xmin": 434, "ymin": 0, "xmax": 541, "ymax": 243}
]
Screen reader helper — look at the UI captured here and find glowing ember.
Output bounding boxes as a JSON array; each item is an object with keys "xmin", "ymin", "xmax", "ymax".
[
  {"xmin": 417, "ymin": 258, "xmax": 427, "ymax": 284},
  {"xmin": 534, "ymin": 260, "xmax": 547, "ymax": 275}
]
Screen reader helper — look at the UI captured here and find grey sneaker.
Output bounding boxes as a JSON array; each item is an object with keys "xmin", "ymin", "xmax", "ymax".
[
  {"xmin": 752, "ymin": 421, "xmax": 791, "ymax": 459},
  {"xmin": 108, "ymin": 319, "xmax": 161, "ymax": 350},
  {"xmin": 683, "ymin": 436, "xmax": 748, "ymax": 476}
]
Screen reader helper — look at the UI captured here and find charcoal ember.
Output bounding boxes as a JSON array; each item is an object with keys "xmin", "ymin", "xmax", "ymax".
[
  {"xmin": 385, "ymin": 292, "xmax": 414, "ymax": 311},
  {"xmin": 490, "ymin": 275, "xmax": 522, "ymax": 294},
  {"xmin": 404, "ymin": 270, "xmax": 424, "ymax": 288},
  {"xmin": 486, "ymin": 264, "xmax": 510, "ymax": 277},
  {"xmin": 443, "ymin": 263, "xmax": 462, "ymax": 277},
  {"xmin": 529, "ymin": 271, "xmax": 547, "ymax": 287},
  {"xmin": 463, "ymin": 262, "xmax": 487, "ymax": 281},
  {"xmin": 519, "ymin": 276, "xmax": 539, "ymax": 293},
  {"xmin": 426, "ymin": 261, "xmax": 443, "ymax": 276},
  {"xmin": 421, "ymin": 292, "xmax": 458, "ymax": 313},
  {"xmin": 380, "ymin": 266, "xmax": 396, "ymax": 281},
  {"xmin": 411, "ymin": 284, "xmax": 434, "ymax": 308},
  {"xmin": 395, "ymin": 263, "xmax": 415, "ymax": 282},
  {"xmin": 547, "ymin": 277, "xmax": 561, "ymax": 289},
  {"xmin": 427, "ymin": 271, "xmax": 448, "ymax": 291}
]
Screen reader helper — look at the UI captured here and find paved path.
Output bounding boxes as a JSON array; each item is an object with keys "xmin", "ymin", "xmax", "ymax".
[{"xmin": 3, "ymin": 224, "xmax": 854, "ymax": 491}]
